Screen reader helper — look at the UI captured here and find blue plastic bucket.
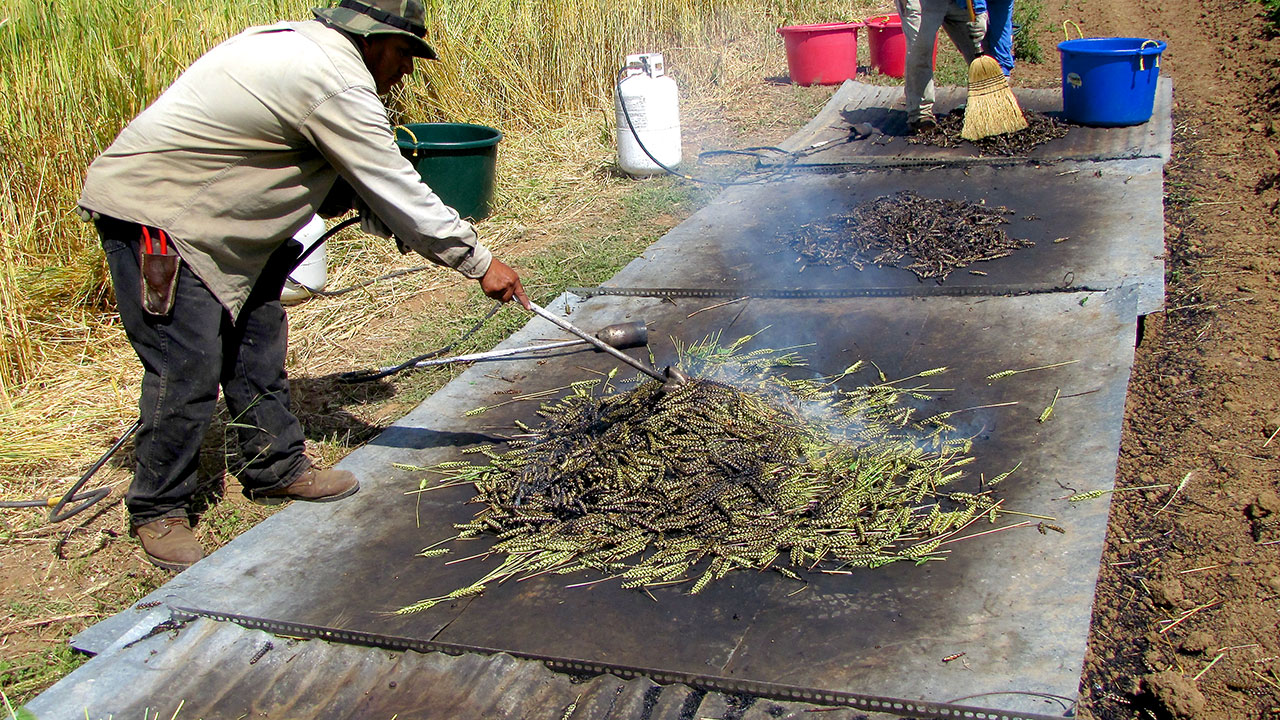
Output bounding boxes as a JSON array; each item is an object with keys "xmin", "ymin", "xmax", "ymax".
[{"xmin": 1058, "ymin": 37, "xmax": 1166, "ymax": 126}]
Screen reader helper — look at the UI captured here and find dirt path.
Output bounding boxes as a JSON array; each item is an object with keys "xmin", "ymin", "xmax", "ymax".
[{"xmin": 1014, "ymin": 0, "xmax": 1280, "ymax": 718}]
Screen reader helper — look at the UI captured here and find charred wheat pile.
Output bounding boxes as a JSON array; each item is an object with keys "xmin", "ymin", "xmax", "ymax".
[
  {"xmin": 400, "ymin": 335, "xmax": 1017, "ymax": 613},
  {"xmin": 908, "ymin": 110, "xmax": 1069, "ymax": 156},
  {"xmin": 789, "ymin": 191, "xmax": 1034, "ymax": 281}
]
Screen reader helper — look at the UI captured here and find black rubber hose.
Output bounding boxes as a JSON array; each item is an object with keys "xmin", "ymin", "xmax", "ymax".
[
  {"xmin": 285, "ymin": 215, "xmax": 360, "ymax": 288},
  {"xmin": 340, "ymin": 300, "xmax": 504, "ymax": 382},
  {"xmin": 0, "ymin": 418, "xmax": 139, "ymax": 522},
  {"xmin": 47, "ymin": 419, "xmax": 141, "ymax": 523}
]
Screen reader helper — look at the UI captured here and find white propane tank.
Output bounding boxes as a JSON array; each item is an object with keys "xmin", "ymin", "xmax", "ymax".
[
  {"xmin": 280, "ymin": 214, "xmax": 327, "ymax": 304},
  {"xmin": 615, "ymin": 53, "xmax": 681, "ymax": 177}
]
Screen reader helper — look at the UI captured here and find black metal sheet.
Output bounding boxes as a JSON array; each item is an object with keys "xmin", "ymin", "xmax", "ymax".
[
  {"xmin": 34, "ymin": 616, "xmax": 891, "ymax": 719},
  {"xmin": 607, "ymin": 165, "xmax": 1164, "ymax": 313},
  {"xmin": 89, "ymin": 287, "xmax": 1135, "ymax": 716},
  {"xmin": 426, "ymin": 291, "xmax": 1137, "ymax": 711},
  {"xmin": 777, "ymin": 80, "xmax": 1172, "ymax": 165}
]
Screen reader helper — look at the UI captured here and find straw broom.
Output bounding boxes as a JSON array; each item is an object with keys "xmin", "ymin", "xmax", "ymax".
[
  {"xmin": 962, "ymin": 56, "xmax": 1028, "ymax": 139},
  {"xmin": 960, "ymin": 0, "xmax": 1028, "ymax": 140}
]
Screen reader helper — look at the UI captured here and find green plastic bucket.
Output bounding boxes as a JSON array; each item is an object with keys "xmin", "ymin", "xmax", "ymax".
[{"xmin": 394, "ymin": 123, "xmax": 502, "ymax": 221}]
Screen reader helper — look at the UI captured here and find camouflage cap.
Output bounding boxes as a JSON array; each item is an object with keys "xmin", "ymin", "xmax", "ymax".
[{"xmin": 313, "ymin": 0, "xmax": 437, "ymax": 59}]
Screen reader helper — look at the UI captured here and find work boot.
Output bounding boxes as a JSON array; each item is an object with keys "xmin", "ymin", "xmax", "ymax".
[
  {"xmin": 250, "ymin": 468, "xmax": 359, "ymax": 506},
  {"xmin": 908, "ymin": 116, "xmax": 938, "ymax": 135},
  {"xmin": 132, "ymin": 516, "xmax": 204, "ymax": 572}
]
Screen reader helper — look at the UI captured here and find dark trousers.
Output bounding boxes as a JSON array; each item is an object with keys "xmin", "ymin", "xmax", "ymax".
[{"xmin": 97, "ymin": 217, "xmax": 309, "ymax": 524}]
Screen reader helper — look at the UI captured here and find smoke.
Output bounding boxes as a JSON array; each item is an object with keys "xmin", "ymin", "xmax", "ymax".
[{"xmin": 671, "ymin": 328, "xmax": 960, "ymax": 451}]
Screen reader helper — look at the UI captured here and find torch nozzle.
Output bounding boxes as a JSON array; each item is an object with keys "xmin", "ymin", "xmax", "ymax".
[{"xmin": 662, "ymin": 365, "xmax": 691, "ymax": 390}]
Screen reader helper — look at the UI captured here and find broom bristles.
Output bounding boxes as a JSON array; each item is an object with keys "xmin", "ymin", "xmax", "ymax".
[{"xmin": 962, "ymin": 56, "xmax": 1028, "ymax": 140}]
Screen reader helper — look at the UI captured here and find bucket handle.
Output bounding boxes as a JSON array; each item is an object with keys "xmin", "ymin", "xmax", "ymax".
[
  {"xmin": 1061, "ymin": 20, "xmax": 1084, "ymax": 42},
  {"xmin": 1139, "ymin": 39, "xmax": 1161, "ymax": 71},
  {"xmin": 394, "ymin": 124, "xmax": 420, "ymax": 158}
]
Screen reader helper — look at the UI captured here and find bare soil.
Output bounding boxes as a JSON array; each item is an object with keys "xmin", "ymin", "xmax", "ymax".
[
  {"xmin": 1014, "ymin": 0, "xmax": 1280, "ymax": 718},
  {"xmin": 3, "ymin": 0, "xmax": 1279, "ymax": 716}
]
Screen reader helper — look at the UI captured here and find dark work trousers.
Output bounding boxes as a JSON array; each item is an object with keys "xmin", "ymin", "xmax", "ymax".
[{"xmin": 97, "ymin": 216, "xmax": 309, "ymax": 525}]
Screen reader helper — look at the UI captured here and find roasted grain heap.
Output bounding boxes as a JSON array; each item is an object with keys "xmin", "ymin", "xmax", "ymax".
[
  {"xmin": 789, "ymin": 190, "xmax": 1034, "ymax": 281},
  {"xmin": 907, "ymin": 109, "xmax": 1069, "ymax": 156},
  {"xmin": 401, "ymin": 335, "xmax": 1016, "ymax": 613}
]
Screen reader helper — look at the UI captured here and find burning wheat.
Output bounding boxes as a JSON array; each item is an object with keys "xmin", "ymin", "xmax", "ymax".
[{"xmin": 400, "ymin": 332, "xmax": 1016, "ymax": 613}]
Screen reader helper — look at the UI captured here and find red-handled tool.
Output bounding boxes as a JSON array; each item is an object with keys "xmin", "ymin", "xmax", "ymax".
[{"xmin": 141, "ymin": 226, "xmax": 170, "ymax": 255}]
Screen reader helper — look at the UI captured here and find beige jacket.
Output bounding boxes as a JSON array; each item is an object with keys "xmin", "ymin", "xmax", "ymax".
[{"xmin": 79, "ymin": 20, "xmax": 492, "ymax": 319}]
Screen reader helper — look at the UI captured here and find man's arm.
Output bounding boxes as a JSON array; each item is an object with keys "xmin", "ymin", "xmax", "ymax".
[
  {"xmin": 299, "ymin": 84, "xmax": 527, "ymax": 307},
  {"xmin": 300, "ymin": 85, "xmax": 491, "ymax": 277}
]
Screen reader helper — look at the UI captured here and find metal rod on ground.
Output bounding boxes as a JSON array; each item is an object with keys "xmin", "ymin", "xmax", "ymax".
[
  {"xmin": 390, "ymin": 321, "xmax": 650, "ymax": 373},
  {"xmin": 528, "ymin": 303, "xmax": 667, "ymax": 382},
  {"xmin": 0, "ymin": 418, "xmax": 141, "ymax": 522},
  {"xmin": 341, "ymin": 321, "xmax": 648, "ymax": 382},
  {"xmin": 403, "ymin": 339, "xmax": 594, "ymax": 370}
]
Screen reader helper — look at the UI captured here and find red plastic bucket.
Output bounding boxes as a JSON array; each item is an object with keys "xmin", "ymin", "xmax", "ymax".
[
  {"xmin": 863, "ymin": 14, "xmax": 935, "ymax": 78},
  {"xmin": 777, "ymin": 22, "xmax": 862, "ymax": 86}
]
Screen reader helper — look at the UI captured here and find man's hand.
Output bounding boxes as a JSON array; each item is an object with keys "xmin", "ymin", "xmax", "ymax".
[
  {"xmin": 317, "ymin": 178, "xmax": 356, "ymax": 219},
  {"xmin": 353, "ymin": 197, "xmax": 394, "ymax": 239},
  {"xmin": 479, "ymin": 258, "xmax": 530, "ymax": 309}
]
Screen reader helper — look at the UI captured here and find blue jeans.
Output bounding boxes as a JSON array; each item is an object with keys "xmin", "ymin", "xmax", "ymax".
[
  {"xmin": 97, "ymin": 216, "xmax": 309, "ymax": 524},
  {"xmin": 984, "ymin": 0, "xmax": 1015, "ymax": 75}
]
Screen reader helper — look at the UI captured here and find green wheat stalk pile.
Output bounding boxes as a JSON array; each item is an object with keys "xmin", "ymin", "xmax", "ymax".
[{"xmin": 401, "ymin": 332, "xmax": 1015, "ymax": 613}]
